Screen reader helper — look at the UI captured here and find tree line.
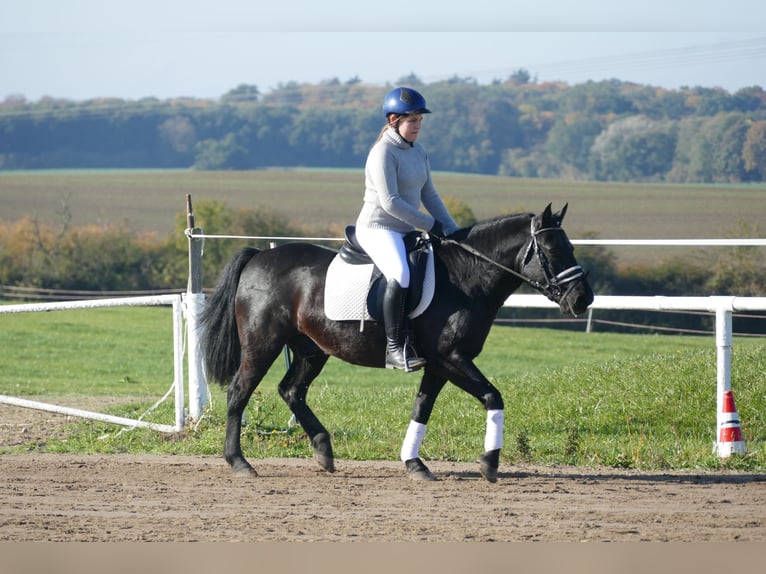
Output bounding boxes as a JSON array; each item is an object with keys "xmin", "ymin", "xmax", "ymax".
[{"xmin": 2, "ymin": 73, "xmax": 766, "ymax": 182}]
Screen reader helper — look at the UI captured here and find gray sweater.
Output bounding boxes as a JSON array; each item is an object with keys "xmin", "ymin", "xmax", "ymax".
[{"xmin": 355, "ymin": 127, "xmax": 458, "ymax": 234}]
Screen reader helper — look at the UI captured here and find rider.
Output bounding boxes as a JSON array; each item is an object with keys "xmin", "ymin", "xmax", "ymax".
[{"xmin": 354, "ymin": 87, "xmax": 459, "ymax": 372}]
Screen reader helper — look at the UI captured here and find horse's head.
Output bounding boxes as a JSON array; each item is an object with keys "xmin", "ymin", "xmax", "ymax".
[{"xmin": 521, "ymin": 203, "xmax": 594, "ymax": 316}]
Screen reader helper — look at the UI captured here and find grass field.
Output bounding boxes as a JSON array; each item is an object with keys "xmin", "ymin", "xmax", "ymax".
[
  {"xmin": 1, "ymin": 306, "xmax": 764, "ymax": 470},
  {"xmin": 2, "ymin": 169, "xmax": 765, "ymax": 265}
]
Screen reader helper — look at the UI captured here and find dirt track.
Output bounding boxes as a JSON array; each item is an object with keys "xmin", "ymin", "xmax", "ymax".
[{"xmin": 2, "ymin": 404, "xmax": 765, "ymax": 542}]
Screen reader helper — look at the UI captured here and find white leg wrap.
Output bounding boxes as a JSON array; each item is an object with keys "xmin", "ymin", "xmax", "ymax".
[
  {"xmin": 484, "ymin": 409, "xmax": 504, "ymax": 451},
  {"xmin": 400, "ymin": 420, "xmax": 427, "ymax": 461}
]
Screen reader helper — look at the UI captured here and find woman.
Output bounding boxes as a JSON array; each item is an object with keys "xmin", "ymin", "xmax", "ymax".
[{"xmin": 354, "ymin": 86, "xmax": 459, "ymax": 372}]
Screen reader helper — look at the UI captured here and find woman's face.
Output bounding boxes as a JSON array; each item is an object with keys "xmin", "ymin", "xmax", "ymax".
[{"xmin": 395, "ymin": 114, "xmax": 424, "ymax": 143}]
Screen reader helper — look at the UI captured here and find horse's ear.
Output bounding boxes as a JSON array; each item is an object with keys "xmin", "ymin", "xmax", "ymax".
[
  {"xmin": 535, "ymin": 203, "xmax": 553, "ymax": 230},
  {"xmin": 553, "ymin": 203, "xmax": 568, "ymax": 226}
]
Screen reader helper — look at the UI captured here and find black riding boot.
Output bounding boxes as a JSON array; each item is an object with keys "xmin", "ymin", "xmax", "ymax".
[{"xmin": 383, "ymin": 279, "xmax": 426, "ymax": 372}]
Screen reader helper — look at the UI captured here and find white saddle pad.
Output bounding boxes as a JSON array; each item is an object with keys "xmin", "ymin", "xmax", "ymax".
[{"xmin": 324, "ymin": 245, "xmax": 435, "ymax": 322}]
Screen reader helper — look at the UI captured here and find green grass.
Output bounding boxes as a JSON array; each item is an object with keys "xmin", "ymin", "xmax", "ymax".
[
  {"xmin": 2, "ymin": 306, "xmax": 764, "ymax": 470},
  {"xmin": 0, "ymin": 306, "xmax": 175, "ymax": 397},
  {"xmin": 2, "ymin": 169, "xmax": 765, "ymax": 265}
]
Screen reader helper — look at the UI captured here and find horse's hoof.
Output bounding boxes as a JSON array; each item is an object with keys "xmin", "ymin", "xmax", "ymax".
[
  {"xmin": 405, "ymin": 458, "xmax": 437, "ymax": 481},
  {"xmin": 479, "ymin": 465, "xmax": 498, "ymax": 483},
  {"xmin": 311, "ymin": 433, "xmax": 335, "ymax": 472},
  {"xmin": 230, "ymin": 460, "xmax": 258, "ymax": 477},
  {"xmin": 314, "ymin": 452, "xmax": 336, "ymax": 473},
  {"xmin": 478, "ymin": 450, "xmax": 500, "ymax": 483}
]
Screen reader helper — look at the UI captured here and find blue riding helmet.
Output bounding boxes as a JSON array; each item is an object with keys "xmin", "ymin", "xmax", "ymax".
[{"xmin": 382, "ymin": 87, "xmax": 432, "ymax": 116}]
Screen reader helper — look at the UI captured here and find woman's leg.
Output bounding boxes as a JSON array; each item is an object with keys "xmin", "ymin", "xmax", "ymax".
[
  {"xmin": 355, "ymin": 226, "xmax": 410, "ymax": 287},
  {"xmin": 355, "ymin": 227, "xmax": 424, "ymax": 371}
]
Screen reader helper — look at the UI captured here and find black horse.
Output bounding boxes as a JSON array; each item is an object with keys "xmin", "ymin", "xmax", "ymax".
[{"xmin": 200, "ymin": 204, "xmax": 594, "ymax": 482}]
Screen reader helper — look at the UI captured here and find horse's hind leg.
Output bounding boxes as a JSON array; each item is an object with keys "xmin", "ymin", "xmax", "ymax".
[
  {"xmin": 277, "ymin": 353, "xmax": 334, "ymax": 472},
  {"xmin": 225, "ymin": 349, "xmax": 281, "ymax": 475}
]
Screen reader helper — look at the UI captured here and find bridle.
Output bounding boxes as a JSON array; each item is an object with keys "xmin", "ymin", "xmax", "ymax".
[
  {"xmin": 521, "ymin": 222, "xmax": 587, "ymax": 304},
  {"xmin": 437, "ymin": 219, "xmax": 587, "ymax": 307}
]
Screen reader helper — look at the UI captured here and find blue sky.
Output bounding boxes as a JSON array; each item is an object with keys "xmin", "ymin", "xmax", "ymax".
[{"xmin": 2, "ymin": 0, "xmax": 765, "ymax": 101}]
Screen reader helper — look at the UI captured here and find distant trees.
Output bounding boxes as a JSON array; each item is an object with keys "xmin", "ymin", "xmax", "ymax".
[
  {"xmin": 2, "ymin": 78, "xmax": 766, "ymax": 182},
  {"xmin": 743, "ymin": 120, "xmax": 766, "ymax": 179},
  {"xmin": 0, "ymin": 200, "xmax": 305, "ymax": 291},
  {"xmin": 589, "ymin": 116, "xmax": 677, "ymax": 181},
  {"xmin": 546, "ymin": 115, "xmax": 602, "ymax": 174},
  {"xmin": 194, "ymin": 133, "xmax": 249, "ymax": 170},
  {"xmin": 222, "ymin": 84, "xmax": 260, "ymax": 104},
  {"xmin": 671, "ymin": 112, "xmax": 752, "ymax": 183}
]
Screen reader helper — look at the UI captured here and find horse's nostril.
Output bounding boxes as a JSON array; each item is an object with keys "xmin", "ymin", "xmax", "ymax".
[
  {"xmin": 580, "ymin": 294, "xmax": 595, "ymax": 313},
  {"xmin": 563, "ymin": 291, "xmax": 593, "ymax": 317}
]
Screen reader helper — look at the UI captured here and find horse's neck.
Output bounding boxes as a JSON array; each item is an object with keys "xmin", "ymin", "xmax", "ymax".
[
  {"xmin": 470, "ymin": 215, "xmax": 530, "ymax": 262},
  {"xmin": 443, "ymin": 215, "xmax": 530, "ymax": 305}
]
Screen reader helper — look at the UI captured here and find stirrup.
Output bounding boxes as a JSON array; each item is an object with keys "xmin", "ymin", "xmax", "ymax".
[{"xmin": 386, "ymin": 346, "xmax": 426, "ymax": 372}]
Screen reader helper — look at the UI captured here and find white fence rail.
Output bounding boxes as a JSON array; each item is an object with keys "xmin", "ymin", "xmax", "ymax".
[
  {"xmin": 187, "ymin": 233, "xmax": 766, "ymax": 248},
  {"xmin": 0, "ymin": 294, "xmax": 186, "ymax": 433}
]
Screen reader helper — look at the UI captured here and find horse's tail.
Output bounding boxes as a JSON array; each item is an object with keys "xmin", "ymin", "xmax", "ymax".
[{"xmin": 200, "ymin": 246, "xmax": 260, "ymax": 387}]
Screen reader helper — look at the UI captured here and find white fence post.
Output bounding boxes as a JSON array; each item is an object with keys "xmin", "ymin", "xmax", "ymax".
[
  {"xmin": 185, "ymin": 195, "xmax": 208, "ymax": 422},
  {"xmin": 715, "ymin": 303, "xmax": 732, "ymax": 455},
  {"xmin": 713, "ymin": 301, "xmax": 747, "ymax": 457},
  {"xmin": 184, "ymin": 292, "xmax": 207, "ymax": 422}
]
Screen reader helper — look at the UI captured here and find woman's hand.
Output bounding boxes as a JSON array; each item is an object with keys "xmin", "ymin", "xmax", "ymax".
[{"xmin": 429, "ymin": 220, "xmax": 446, "ymax": 239}]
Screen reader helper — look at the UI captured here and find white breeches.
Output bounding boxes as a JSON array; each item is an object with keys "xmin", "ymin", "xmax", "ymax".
[{"xmin": 354, "ymin": 226, "xmax": 410, "ymax": 287}]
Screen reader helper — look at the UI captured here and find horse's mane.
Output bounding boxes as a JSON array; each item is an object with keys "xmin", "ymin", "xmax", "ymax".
[
  {"xmin": 437, "ymin": 212, "xmax": 534, "ymax": 297},
  {"xmin": 449, "ymin": 212, "xmax": 534, "ymax": 245}
]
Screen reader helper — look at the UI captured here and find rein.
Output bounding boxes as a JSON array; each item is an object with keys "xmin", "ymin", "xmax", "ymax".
[{"xmin": 438, "ymin": 221, "xmax": 586, "ymax": 305}]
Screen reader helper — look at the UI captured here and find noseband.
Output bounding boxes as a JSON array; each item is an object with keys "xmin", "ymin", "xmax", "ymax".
[{"xmin": 439, "ymin": 220, "xmax": 586, "ymax": 306}]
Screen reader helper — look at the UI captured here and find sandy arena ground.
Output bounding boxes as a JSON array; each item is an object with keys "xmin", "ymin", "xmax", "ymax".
[{"xmin": 1, "ymin": 402, "xmax": 765, "ymax": 542}]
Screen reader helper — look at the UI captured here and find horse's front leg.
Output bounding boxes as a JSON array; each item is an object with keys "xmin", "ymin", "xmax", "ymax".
[
  {"xmin": 444, "ymin": 354, "xmax": 505, "ymax": 483},
  {"xmin": 477, "ymin": 410, "xmax": 504, "ymax": 483},
  {"xmin": 401, "ymin": 368, "xmax": 447, "ymax": 481}
]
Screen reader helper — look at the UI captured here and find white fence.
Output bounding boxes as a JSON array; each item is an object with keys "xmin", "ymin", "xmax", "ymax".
[
  {"xmin": 505, "ymin": 294, "xmax": 766, "ymax": 457},
  {"xmin": 0, "ymin": 294, "xmax": 187, "ymax": 433}
]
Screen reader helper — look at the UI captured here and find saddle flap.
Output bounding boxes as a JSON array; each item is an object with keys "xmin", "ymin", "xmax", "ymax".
[{"xmin": 325, "ymin": 241, "xmax": 436, "ymax": 323}]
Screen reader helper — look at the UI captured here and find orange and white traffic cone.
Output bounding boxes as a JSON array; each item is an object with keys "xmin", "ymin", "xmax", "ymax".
[{"xmin": 715, "ymin": 390, "xmax": 746, "ymax": 458}]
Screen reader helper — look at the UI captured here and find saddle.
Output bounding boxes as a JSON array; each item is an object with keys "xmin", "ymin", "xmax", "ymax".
[{"xmin": 324, "ymin": 226, "xmax": 435, "ymax": 323}]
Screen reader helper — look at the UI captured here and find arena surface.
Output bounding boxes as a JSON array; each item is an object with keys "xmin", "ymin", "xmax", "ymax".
[{"xmin": 2, "ymin": 404, "xmax": 765, "ymax": 542}]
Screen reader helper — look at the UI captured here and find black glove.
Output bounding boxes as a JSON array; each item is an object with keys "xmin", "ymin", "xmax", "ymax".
[{"xmin": 429, "ymin": 220, "xmax": 445, "ymax": 239}]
